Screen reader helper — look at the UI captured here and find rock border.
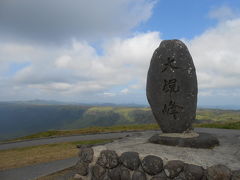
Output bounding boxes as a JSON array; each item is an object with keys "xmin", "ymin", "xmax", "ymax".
[{"xmin": 73, "ymin": 145, "xmax": 238, "ymax": 180}]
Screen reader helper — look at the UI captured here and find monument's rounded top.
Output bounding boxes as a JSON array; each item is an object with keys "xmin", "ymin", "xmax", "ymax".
[{"xmin": 159, "ymin": 39, "xmax": 187, "ymax": 49}]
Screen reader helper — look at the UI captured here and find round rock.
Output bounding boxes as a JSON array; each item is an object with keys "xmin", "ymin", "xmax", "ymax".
[
  {"xmin": 78, "ymin": 147, "xmax": 94, "ymax": 163},
  {"xmin": 121, "ymin": 167, "xmax": 131, "ymax": 180},
  {"xmin": 132, "ymin": 170, "xmax": 147, "ymax": 180},
  {"xmin": 152, "ymin": 171, "xmax": 168, "ymax": 180},
  {"xmin": 91, "ymin": 165, "xmax": 106, "ymax": 179},
  {"xmin": 207, "ymin": 164, "xmax": 232, "ymax": 180},
  {"xmin": 120, "ymin": 151, "xmax": 140, "ymax": 170},
  {"xmin": 97, "ymin": 150, "xmax": 119, "ymax": 169},
  {"xmin": 173, "ymin": 172, "xmax": 186, "ymax": 180},
  {"xmin": 108, "ymin": 167, "xmax": 121, "ymax": 180},
  {"xmin": 232, "ymin": 170, "xmax": 240, "ymax": 180},
  {"xmin": 147, "ymin": 39, "xmax": 197, "ymax": 133},
  {"xmin": 75, "ymin": 161, "xmax": 89, "ymax": 176},
  {"xmin": 141, "ymin": 155, "xmax": 163, "ymax": 175},
  {"xmin": 164, "ymin": 160, "xmax": 184, "ymax": 178},
  {"xmin": 151, "ymin": 171, "xmax": 170, "ymax": 180},
  {"xmin": 184, "ymin": 163, "xmax": 204, "ymax": 180}
]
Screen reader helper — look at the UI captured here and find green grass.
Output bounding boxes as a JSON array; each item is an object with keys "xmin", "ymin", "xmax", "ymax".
[
  {"xmin": 4, "ymin": 120, "xmax": 240, "ymax": 143},
  {"xmin": 194, "ymin": 121, "xmax": 240, "ymax": 129},
  {"xmin": 5, "ymin": 124, "xmax": 160, "ymax": 142},
  {"xmin": 196, "ymin": 109, "xmax": 240, "ymax": 122},
  {"xmin": 0, "ymin": 139, "xmax": 112, "ymax": 170}
]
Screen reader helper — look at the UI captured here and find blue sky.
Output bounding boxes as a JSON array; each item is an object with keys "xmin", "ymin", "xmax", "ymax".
[
  {"xmin": 0, "ymin": 0, "xmax": 240, "ymax": 107},
  {"xmin": 140, "ymin": 0, "xmax": 240, "ymax": 39}
]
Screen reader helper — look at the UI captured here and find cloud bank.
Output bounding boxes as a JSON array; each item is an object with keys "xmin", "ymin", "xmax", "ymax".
[
  {"xmin": 0, "ymin": 0, "xmax": 155, "ymax": 43},
  {"xmin": 0, "ymin": 2, "xmax": 240, "ymax": 105}
]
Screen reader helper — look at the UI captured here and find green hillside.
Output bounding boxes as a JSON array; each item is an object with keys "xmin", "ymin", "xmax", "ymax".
[{"xmin": 0, "ymin": 102, "xmax": 240, "ymax": 140}]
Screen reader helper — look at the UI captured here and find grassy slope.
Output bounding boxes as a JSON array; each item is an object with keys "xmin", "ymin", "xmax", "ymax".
[
  {"xmin": 196, "ymin": 109, "xmax": 240, "ymax": 122},
  {"xmin": 8, "ymin": 121, "xmax": 240, "ymax": 142},
  {"xmin": 0, "ymin": 139, "xmax": 111, "ymax": 170},
  {"xmin": 68, "ymin": 107, "xmax": 240, "ymax": 129},
  {"xmin": 9, "ymin": 124, "xmax": 160, "ymax": 142}
]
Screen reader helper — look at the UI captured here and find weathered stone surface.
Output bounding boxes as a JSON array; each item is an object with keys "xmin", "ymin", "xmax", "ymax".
[
  {"xmin": 150, "ymin": 176, "xmax": 170, "ymax": 180},
  {"xmin": 101, "ymin": 174, "xmax": 111, "ymax": 180},
  {"xmin": 153, "ymin": 171, "xmax": 168, "ymax": 179},
  {"xmin": 164, "ymin": 160, "xmax": 184, "ymax": 178},
  {"xmin": 75, "ymin": 161, "xmax": 89, "ymax": 176},
  {"xmin": 108, "ymin": 167, "xmax": 121, "ymax": 180},
  {"xmin": 232, "ymin": 170, "xmax": 240, "ymax": 180},
  {"xmin": 173, "ymin": 172, "xmax": 186, "ymax": 180},
  {"xmin": 73, "ymin": 173, "xmax": 83, "ymax": 180},
  {"xmin": 183, "ymin": 163, "xmax": 204, "ymax": 180},
  {"xmin": 120, "ymin": 151, "xmax": 140, "ymax": 170},
  {"xmin": 91, "ymin": 164, "xmax": 106, "ymax": 179},
  {"xmin": 146, "ymin": 39, "xmax": 198, "ymax": 133},
  {"xmin": 151, "ymin": 177, "xmax": 170, "ymax": 180},
  {"xmin": 141, "ymin": 155, "xmax": 163, "ymax": 175},
  {"xmin": 149, "ymin": 133, "xmax": 219, "ymax": 148},
  {"xmin": 108, "ymin": 166, "xmax": 131, "ymax": 180},
  {"xmin": 97, "ymin": 150, "xmax": 119, "ymax": 169},
  {"xmin": 151, "ymin": 171, "xmax": 170, "ymax": 180},
  {"xmin": 121, "ymin": 167, "xmax": 131, "ymax": 180},
  {"xmin": 132, "ymin": 170, "xmax": 147, "ymax": 180},
  {"xmin": 207, "ymin": 164, "xmax": 232, "ymax": 180},
  {"xmin": 78, "ymin": 147, "xmax": 94, "ymax": 163}
]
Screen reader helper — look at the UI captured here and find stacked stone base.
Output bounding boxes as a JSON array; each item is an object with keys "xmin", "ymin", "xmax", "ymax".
[{"xmin": 73, "ymin": 145, "xmax": 240, "ymax": 180}]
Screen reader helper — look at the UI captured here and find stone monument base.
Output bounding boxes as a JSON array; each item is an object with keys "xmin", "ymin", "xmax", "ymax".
[{"xmin": 149, "ymin": 132, "xmax": 219, "ymax": 148}]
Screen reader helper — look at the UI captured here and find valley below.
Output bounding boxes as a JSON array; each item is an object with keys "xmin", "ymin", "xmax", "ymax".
[{"xmin": 0, "ymin": 102, "xmax": 240, "ymax": 141}]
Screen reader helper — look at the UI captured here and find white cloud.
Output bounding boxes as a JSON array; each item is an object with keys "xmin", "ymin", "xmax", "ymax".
[
  {"xmin": 188, "ymin": 17, "xmax": 240, "ymax": 90},
  {"xmin": 0, "ymin": 32, "xmax": 161, "ymax": 101},
  {"xmin": 209, "ymin": 6, "xmax": 237, "ymax": 21},
  {"xmin": 120, "ymin": 88, "xmax": 129, "ymax": 94},
  {"xmin": 103, "ymin": 92, "xmax": 116, "ymax": 97},
  {"xmin": 1, "ymin": 4, "xmax": 240, "ymax": 104}
]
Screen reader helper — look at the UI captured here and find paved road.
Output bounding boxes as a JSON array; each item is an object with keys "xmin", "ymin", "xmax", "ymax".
[
  {"xmin": 0, "ymin": 128, "xmax": 239, "ymax": 150},
  {"xmin": 0, "ymin": 157, "xmax": 78, "ymax": 180},
  {"xmin": 0, "ymin": 131, "xmax": 137, "ymax": 150},
  {"xmin": 0, "ymin": 128, "xmax": 239, "ymax": 180}
]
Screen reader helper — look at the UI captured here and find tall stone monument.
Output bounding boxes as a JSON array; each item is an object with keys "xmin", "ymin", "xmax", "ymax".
[{"xmin": 147, "ymin": 40, "xmax": 219, "ymax": 148}]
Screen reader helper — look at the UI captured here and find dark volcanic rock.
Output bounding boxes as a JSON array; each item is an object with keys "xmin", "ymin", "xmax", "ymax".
[
  {"xmin": 75, "ymin": 161, "xmax": 89, "ymax": 176},
  {"xmin": 121, "ymin": 168, "xmax": 131, "ymax": 180},
  {"xmin": 97, "ymin": 150, "xmax": 119, "ymax": 169},
  {"xmin": 101, "ymin": 174, "xmax": 111, "ymax": 180},
  {"xmin": 232, "ymin": 170, "xmax": 240, "ymax": 180},
  {"xmin": 151, "ymin": 171, "xmax": 170, "ymax": 180},
  {"xmin": 141, "ymin": 155, "xmax": 163, "ymax": 175},
  {"xmin": 91, "ymin": 165, "xmax": 106, "ymax": 179},
  {"xmin": 78, "ymin": 147, "xmax": 94, "ymax": 163},
  {"xmin": 164, "ymin": 160, "xmax": 184, "ymax": 178},
  {"xmin": 147, "ymin": 39, "xmax": 198, "ymax": 133},
  {"xmin": 108, "ymin": 167, "xmax": 121, "ymax": 180},
  {"xmin": 183, "ymin": 163, "xmax": 204, "ymax": 180},
  {"xmin": 108, "ymin": 166, "xmax": 131, "ymax": 180},
  {"xmin": 151, "ymin": 177, "xmax": 170, "ymax": 180},
  {"xmin": 152, "ymin": 171, "xmax": 169, "ymax": 179},
  {"xmin": 173, "ymin": 172, "xmax": 186, "ymax": 180},
  {"xmin": 149, "ymin": 132, "xmax": 219, "ymax": 148},
  {"xmin": 120, "ymin": 151, "xmax": 140, "ymax": 170},
  {"xmin": 207, "ymin": 164, "xmax": 232, "ymax": 180},
  {"xmin": 132, "ymin": 170, "xmax": 147, "ymax": 180}
]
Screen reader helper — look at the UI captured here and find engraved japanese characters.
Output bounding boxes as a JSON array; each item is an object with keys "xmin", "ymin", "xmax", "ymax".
[{"xmin": 146, "ymin": 40, "xmax": 198, "ymax": 133}]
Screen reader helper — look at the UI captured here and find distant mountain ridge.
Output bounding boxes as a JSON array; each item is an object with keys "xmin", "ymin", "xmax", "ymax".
[
  {"xmin": 0, "ymin": 101, "xmax": 239, "ymax": 141},
  {"xmin": 2, "ymin": 100, "xmax": 147, "ymax": 107}
]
